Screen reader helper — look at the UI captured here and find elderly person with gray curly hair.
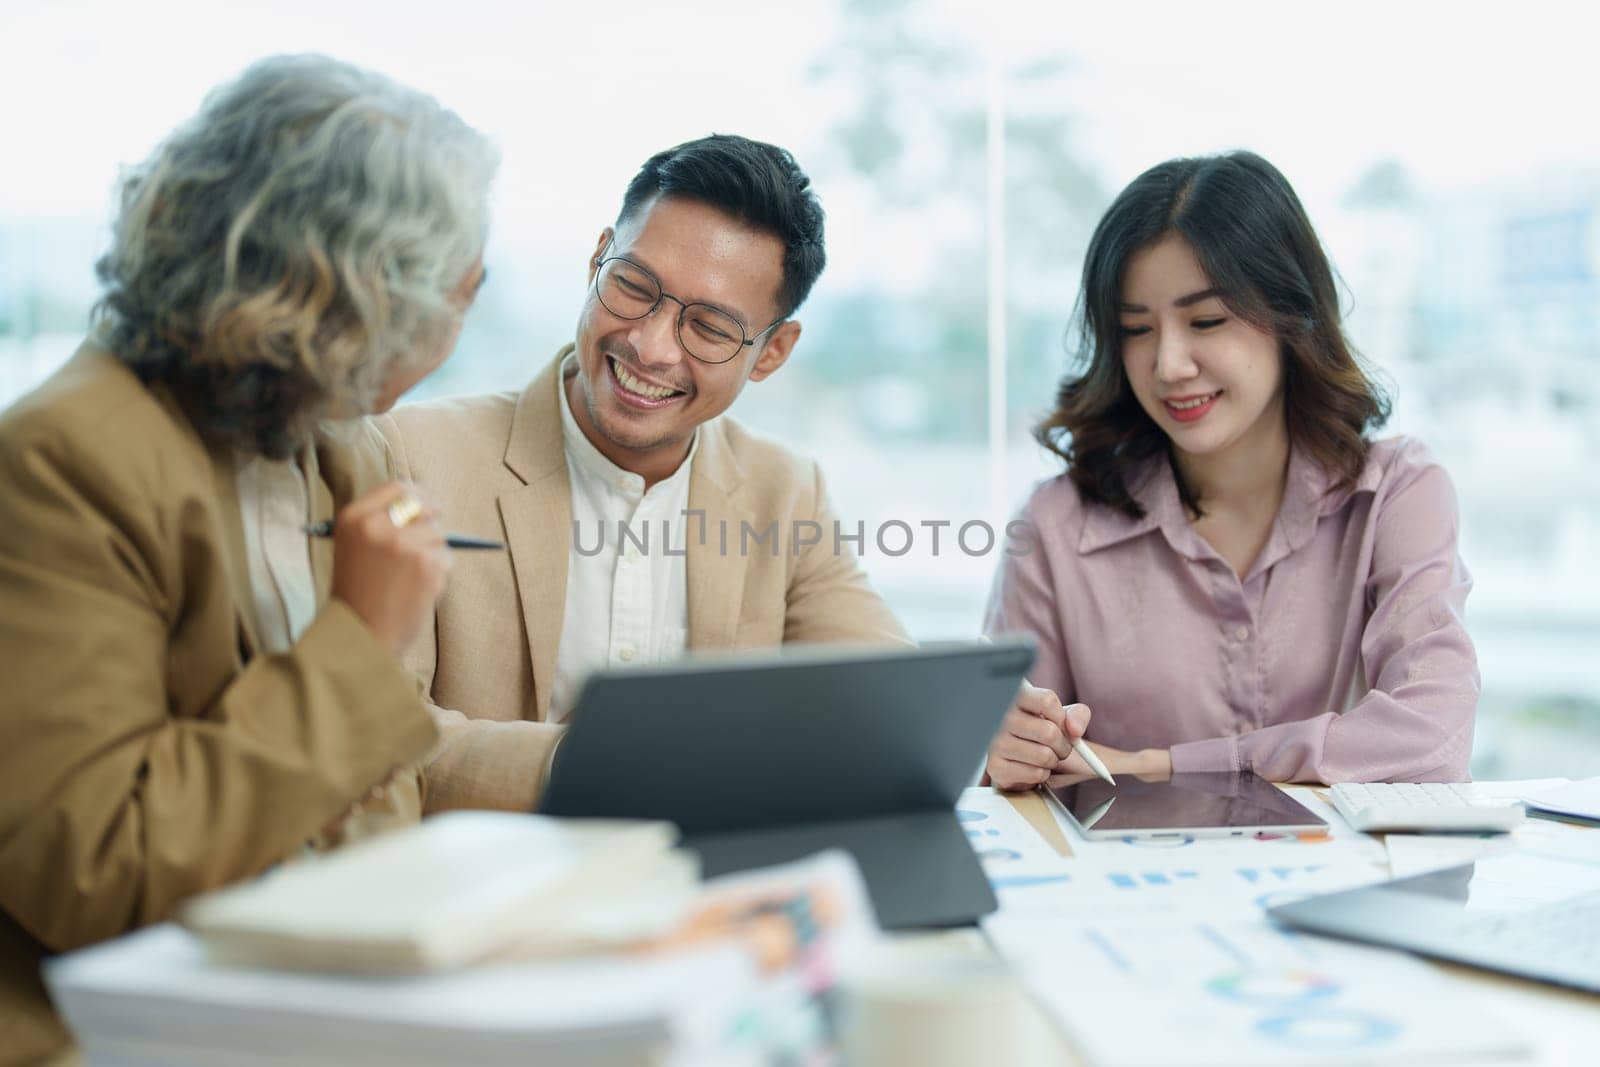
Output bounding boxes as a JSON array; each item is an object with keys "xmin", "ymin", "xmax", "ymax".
[{"xmin": 0, "ymin": 55, "xmax": 496, "ymax": 1062}]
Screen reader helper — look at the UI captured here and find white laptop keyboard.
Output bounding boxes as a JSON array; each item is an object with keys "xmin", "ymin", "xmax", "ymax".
[{"xmin": 1329, "ymin": 782, "xmax": 1526, "ymax": 833}]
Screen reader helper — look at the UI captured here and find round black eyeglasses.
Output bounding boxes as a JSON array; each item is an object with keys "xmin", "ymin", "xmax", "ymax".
[{"xmin": 593, "ymin": 253, "xmax": 784, "ymax": 365}]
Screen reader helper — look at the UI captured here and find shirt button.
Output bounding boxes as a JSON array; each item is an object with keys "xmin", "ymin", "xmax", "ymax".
[
  {"xmin": 1235, "ymin": 626, "xmax": 1250, "ymax": 641},
  {"xmin": 618, "ymin": 645, "xmax": 636, "ymax": 662}
]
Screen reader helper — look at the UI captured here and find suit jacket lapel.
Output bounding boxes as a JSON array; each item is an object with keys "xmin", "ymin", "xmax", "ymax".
[
  {"xmin": 500, "ymin": 351, "xmax": 573, "ymax": 720},
  {"xmin": 687, "ymin": 420, "xmax": 750, "ymax": 649}
]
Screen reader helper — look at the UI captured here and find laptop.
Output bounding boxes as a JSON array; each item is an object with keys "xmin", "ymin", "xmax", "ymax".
[
  {"xmin": 540, "ymin": 639, "xmax": 1036, "ymax": 929},
  {"xmin": 1269, "ymin": 849, "xmax": 1600, "ymax": 993}
]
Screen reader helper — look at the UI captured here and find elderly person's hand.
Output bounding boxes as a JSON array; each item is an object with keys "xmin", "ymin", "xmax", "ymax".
[{"xmin": 331, "ymin": 482, "xmax": 453, "ymax": 657}]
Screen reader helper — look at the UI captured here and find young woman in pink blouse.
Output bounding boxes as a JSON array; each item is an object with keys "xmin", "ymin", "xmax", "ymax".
[{"xmin": 983, "ymin": 151, "xmax": 1478, "ymax": 790}]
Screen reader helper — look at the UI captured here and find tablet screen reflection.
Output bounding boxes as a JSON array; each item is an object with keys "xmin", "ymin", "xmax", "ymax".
[{"xmin": 1044, "ymin": 771, "xmax": 1326, "ymax": 835}]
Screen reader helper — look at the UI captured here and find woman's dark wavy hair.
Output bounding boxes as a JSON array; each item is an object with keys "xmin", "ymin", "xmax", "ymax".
[{"xmin": 1036, "ymin": 151, "xmax": 1390, "ymax": 518}]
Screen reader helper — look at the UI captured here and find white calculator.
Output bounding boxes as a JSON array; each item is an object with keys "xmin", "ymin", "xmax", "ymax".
[{"xmin": 1329, "ymin": 781, "xmax": 1526, "ymax": 833}]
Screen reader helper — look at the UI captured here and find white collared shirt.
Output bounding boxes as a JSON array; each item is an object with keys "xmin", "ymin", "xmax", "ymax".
[
  {"xmin": 550, "ymin": 358, "xmax": 697, "ymax": 722},
  {"xmin": 235, "ymin": 451, "xmax": 317, "ymax": 655}
]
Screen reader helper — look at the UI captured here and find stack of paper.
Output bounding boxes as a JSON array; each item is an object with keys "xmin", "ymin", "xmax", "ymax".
[
  {"xmin": 48, "ymin": 924, "xmax": 760, "ymax": 1067},
  {"xmin": 1523, "ymin": 777, "xmax": 1600, "ymax": 826},
  {"xmin": 46, "ymin": 814, "xmax": 878, "ymax": 1065}
]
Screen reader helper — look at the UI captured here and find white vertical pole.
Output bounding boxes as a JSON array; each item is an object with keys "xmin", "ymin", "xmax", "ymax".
[{"xmin": 985, "ymin": 29, "xmax": 1008, "ymax": 529}]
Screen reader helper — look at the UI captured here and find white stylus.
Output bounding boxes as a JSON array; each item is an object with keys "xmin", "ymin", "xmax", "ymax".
[
  {"xmin": 981, "ymin": 635, "xmax": 1116, "ymax": 786},
  {"xmin": 1024, "ymin": 674, "xmax": 1117, "ymax": 787}
]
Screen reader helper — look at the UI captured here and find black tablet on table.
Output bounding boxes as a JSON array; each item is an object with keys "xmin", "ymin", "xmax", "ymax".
[
  {"xmin": 1044, "ymin": 770, "xmax": 1328, "ymax": 840},
  {"xmin": 541, "ymin": 639, "xmax": 1035, "ymax": 930}
]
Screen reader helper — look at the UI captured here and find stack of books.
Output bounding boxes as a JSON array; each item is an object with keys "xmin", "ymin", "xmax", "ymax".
[{"xmin": 45, "ymin": 812, "xmax": 876, "ymax": 1066}]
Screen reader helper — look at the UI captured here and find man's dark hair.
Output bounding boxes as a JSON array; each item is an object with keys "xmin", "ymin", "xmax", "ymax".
[{"xmin": 617, "ymin": 134, "xmax": 826, "ymax": 318}]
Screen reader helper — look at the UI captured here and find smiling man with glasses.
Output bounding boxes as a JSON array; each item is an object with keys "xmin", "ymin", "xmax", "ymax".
[{"xmin": 377, "ymin": 134, "xmax": 908, "ymax": 813}]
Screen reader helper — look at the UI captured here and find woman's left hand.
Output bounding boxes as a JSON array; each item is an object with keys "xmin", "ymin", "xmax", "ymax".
[{"xmin": 1061, "ymin": 742, "xmax": 1173, "ymax": 779}]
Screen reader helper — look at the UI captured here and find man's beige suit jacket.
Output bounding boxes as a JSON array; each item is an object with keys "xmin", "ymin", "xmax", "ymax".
[{"xmin": 378, "ymin": 347, "xmax": 910, "ymax": 814}]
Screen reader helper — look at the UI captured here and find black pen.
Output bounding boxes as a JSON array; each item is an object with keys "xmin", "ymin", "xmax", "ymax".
[{"xmin": 302, "ymin": 520, "xmax": 505, "ymax": 551}]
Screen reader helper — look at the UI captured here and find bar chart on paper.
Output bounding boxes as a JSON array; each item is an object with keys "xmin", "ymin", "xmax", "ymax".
[
  {"xmin": 995, "ymin": 857, "xmax": 1388, "ymax": 921},
  {"xmin": 1106, "ymin": 870, "xmax": 1201, "ymax": 888},
  {"xmin": 1102, "ymin": 865, "xmax": 1338, "ymax": 888},
  {"xmin": 953, "ymin": 789, "xmax": 1390, "ymax": 917}
]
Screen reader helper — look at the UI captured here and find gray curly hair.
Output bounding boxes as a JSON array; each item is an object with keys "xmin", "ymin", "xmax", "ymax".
[{"xmin": 95, "ymin": 54, "xmax": 499, "ymax": 458}]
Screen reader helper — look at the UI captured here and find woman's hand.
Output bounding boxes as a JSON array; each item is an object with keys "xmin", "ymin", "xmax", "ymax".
[
  {"xmin": 330, "ymin": 482, "xmax": 452, "ymax": 658},
  {"xmin": 1066, "ymin": 742, "xmax": 1173, "ymax": 780},
  {"xmin": 985, "ymin": 683, "xmax": 1091, "ymax": 791}
]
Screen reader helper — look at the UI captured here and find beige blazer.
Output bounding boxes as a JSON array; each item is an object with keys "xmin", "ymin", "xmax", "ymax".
[
  {"xmin": 377, "ymin": 347, "xmax": 910, "ymax": 814},
  {"xmin": 0, "ymin": 344, "xmax": 438, "ymax": 1065}
]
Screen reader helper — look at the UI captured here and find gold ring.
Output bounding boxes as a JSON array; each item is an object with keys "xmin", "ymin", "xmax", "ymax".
[{"xmin": 386, "ymin": 494, "xmax": 423, "ymax": 530}]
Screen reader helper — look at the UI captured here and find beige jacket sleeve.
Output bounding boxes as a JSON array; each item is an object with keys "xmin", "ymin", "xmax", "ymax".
[
  {"xmin": 0, "ymin": 419, "xmax": 438, "ymax": 955},
  {"xmin": 378, "ymin": 411, "xmax": 563, "ymax": 814},
  {"xmin": 399, "ymin": 605, "xmax": 563, "ymax": 814}
]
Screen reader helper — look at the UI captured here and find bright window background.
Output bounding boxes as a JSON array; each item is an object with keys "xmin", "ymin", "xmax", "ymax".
[{"xmin": 3, "ymin": 0, "xmax": 1595, "ymax": 777}]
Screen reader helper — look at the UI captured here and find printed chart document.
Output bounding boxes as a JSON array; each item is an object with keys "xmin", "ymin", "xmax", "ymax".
[
  {"xmin": 1384, "ymin": 834, "xmax": 1514, "ymax": 879},
  {"xmin": 1380, "ymin": 782, "xmax": 1597, "ymax": 879},
  {"xmin": 958, "ymin": 787, "xmax": 1079, "ymax": 896},
  {"xmin": 986, "ymin": 852, "xmax": 1389, "ymax": 922},
  {"xmin": 957, "ymin": 786, "xmax": 1066, "ymax": 865},
  {"xmin": 959, "ymin": 786, "xmax": 1390, "ymax": 916},
  {"xmin": 959, "ymin": 786, "xmax": 1531, "ymax": 1065},
  {"xmin": 1380, "ymin": 817, "xmax": 1595, "ymax": 880},
  {"xmin": 984, "ymin": 914, "xmax": 1529, "ymax": 1066}
]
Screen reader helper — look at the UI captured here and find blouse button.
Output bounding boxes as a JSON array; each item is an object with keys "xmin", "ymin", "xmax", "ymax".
[{"xmin": 1235, "ymin": 626, "xmax": 1250, "ymax": 641}]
